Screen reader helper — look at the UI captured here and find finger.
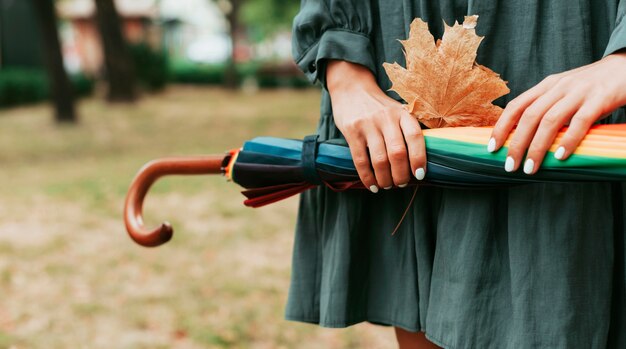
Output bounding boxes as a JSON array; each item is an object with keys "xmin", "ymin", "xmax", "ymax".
[
  {"xmin": 346, "ymin": 134, "xmax": 379, "ymax": 193},
  {"xmin": 523, "ymin": 95, "xmax": 584, "ymax": 174},
  {"xmin": 399, "ymin": 113, "xmax": 427, "ymax": 181},
  {"xmin": 554, "ymin": 99, "xmax": 603, "ymax": 161},
  {"xmin": 381, "ymin": 121, "xmax": 411, "ymax": 187},
  {"xmin": 366, "ymin": 131, "xmax": 394, "ymax": 189},
  {"xmin": 490, "ymin": 74, "xmax": 563, "ymax": 152},
  {"xmin": 504, "ymin": 89, "xmax": 565, "ymax": 172}
]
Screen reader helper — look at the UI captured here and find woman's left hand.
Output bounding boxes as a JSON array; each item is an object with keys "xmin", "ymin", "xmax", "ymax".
[{"xmin": 489, "ymin": 52, "xmax": 626, "ymax": 174}]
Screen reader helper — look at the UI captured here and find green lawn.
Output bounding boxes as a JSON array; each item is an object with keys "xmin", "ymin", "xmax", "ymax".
[{"xmin": 0, "ymin": 86, "xmax": 395, "ymax": 348}]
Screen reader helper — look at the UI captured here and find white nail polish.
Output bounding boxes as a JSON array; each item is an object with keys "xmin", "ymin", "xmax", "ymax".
[
  {"xmin": 505, "ymin": 157, "xmax": 515, "ymax": 172},
  {"xmin": 398, "ymin": 183, "xmax": 408, "ymax": 188},
  {"xmin": 554, "ymin": 146, "xmax": 566, "ymax": 160},
  {"xmin": 383, "ymin": 186, "xmax": 392, "ymax": 190},
  {"xmin": 487, "ymin": 137, "xmax": 497, "ymax": 153},
  {"xmin": 523, "ymin": 159, "xmax": 535, "ymax": 175},
  {"xmin": 415, "ymin": 168, "xmax": 426, "ymax": 180},
  {"xmin": 369, "ymin": 185, "xmax": 379, "ymax": 193}
]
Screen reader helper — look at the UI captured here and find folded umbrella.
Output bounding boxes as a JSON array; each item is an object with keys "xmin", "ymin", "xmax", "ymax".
[{"xmin": 125, "ymin": 124, "xmax": 626, "ymax": 247}]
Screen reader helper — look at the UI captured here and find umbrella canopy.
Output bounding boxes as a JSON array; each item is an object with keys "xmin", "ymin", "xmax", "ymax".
[
  {"xmin": 228, "ymin": 124, "xmax": 626, "ymax": 207},
  {"xmin": 125, "ymin": 124, "xmax": 626, "ymax": 247}
]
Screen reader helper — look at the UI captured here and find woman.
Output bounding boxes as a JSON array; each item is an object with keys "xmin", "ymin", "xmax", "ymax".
[{"xmin": 287, "ymin": 1, "xmax": 626, "ymax": 348}]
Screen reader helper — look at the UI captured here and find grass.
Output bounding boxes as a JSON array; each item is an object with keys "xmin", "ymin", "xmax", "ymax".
[{"xmin": 0, "ymin": 86, "xmax": 395, "ymax": 348}]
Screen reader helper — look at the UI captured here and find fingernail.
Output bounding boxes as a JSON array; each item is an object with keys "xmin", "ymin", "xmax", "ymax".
[
  {"xmin": 523, "ymin": 159, "xmax": 535, "ymax": 175},
  {"xmin": 505, "ymin": 157, "xmax": 515, "ymax": 172},
  {"xmin": 415, "ymin": 168, "xmax": 426, "ymax": 180},
  {"xmin": 369, "ymin": 185, "xmax": 379, "ymax": 193},
  {"xmin": 554, "ymin": 146, "xmax": 566, "ymax": 160},
  {"xmin": 398, "ymin": 183, "xmax": 408, "ymax": 188},
  {"xmin": 383, "ymin": 186, "xmax": 392, "ymax": 190},
  {"xmin": 487, "ymin": 137, "xmax": 496, "ymax": 153}
]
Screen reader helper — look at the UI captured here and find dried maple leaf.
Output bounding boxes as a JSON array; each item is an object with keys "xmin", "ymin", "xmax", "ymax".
[{"xmin": 383, "ymin": 15, "xmax": 509, "ymax": 128}]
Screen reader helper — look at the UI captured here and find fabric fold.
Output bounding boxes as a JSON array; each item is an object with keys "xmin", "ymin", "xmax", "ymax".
[{"xmin": 291, "ymin": 0, "xmax": 375, "ymax": 85}]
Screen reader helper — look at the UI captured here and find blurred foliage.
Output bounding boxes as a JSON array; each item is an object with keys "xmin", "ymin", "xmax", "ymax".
[
  {"xmin": 71, "ymin": 73, "xmax": 96, "ymax": 97},
  {"xmin": 0, "ymin": 68, "xmax": 94, "ymax": 108},
  {"xmin": 0, "ymin": 69, "xmax": 47, "ymax": 107},
  {"xmin": 169, "ymin": 61, "xmax": 229, "ymax": 85},
  {"xmin": 240, "ymin": 0, "xmax": 300, "ymax": 42},
  {"xmin": 129, "ymin": 43, "xmax": 169, "ymax": 92},
  {"xmin": 254, "ymin": 63, "xmax": 310, "ymax": 89},
  {"xmin": 169, "ymin": 60, "xmax": 309, "ymax": 89}
]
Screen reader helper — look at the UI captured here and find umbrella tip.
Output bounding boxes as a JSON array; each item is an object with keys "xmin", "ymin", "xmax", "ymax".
[{"xmin": 158, "ymin": 222, "xmax": 174, "ymax": 244}]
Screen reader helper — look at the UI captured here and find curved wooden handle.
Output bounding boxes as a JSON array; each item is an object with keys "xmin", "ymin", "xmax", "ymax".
[{"xmin": 124, "ymin": 155, "xmax": 228, "ymax": 247}]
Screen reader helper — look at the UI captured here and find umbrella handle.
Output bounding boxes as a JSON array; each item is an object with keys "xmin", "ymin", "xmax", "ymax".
[{"xmin": 124, "ymin": 155, "xmax": 227, "ymax": 247}]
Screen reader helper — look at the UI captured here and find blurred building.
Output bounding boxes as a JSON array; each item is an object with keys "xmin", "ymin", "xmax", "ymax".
[
  {"xmin": 1, "ymin": 0, "xmax": 293, "ymax": 76},
  {"xmin": 58, "ymin": 0, "xmax": 161, "ymax": 74},
  {"xmin": 159, "ymin": 0, "xmax": 230, "ymax": 64},
  {"xmin": 58, "ymin": 0, "xmax": 231, "ymax": 75}
]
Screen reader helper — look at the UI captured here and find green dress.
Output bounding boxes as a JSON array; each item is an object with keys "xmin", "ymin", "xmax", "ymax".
[{"xmin": 286, "ymin": 1, "xmax": 626, "ymax": 348}]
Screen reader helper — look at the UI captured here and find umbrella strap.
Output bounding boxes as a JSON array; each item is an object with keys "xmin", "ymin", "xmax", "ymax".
[{"xmin": 302, "ymin": 134, "xmax": 323, "ymax": 185}]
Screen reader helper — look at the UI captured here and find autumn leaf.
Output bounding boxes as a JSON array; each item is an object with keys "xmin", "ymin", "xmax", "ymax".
[{"xmin": 383, "ymin": 15, "xmax": 509, "ymax": 128}]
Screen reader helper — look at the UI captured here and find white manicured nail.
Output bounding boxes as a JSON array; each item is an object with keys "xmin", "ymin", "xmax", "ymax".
[
  {"xmin": 415, "ymin": 168, "xmax": 426, "ymax": 180},
  {"xmin": 554, "ymin": 146, "xmax": 566, "ymax": 160},
  {"xmin": 383, "ymin": 186, "xmax": 392, "ymax": 190},
  {"xmin": 505, "ymin": 157, "xmax": 515, "ymax": 172},
  {"xmin": 369, "ymin": 185, "xmax": 379, "ymax": 193},
  {"xmin": 398, "ymin": 183, "xmax": 408, "ymax": 188},
  {"xmin": 523, "ymin": 159, "xmax": 535, "ymax": 175},
  {"xmin": 487, "ymin": 137, "xmax": 496, "ymax": 153}
]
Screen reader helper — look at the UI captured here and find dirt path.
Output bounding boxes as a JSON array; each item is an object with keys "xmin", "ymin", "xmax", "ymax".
[{"xmin": 0, "ymin": 87, "xmax": 397, "ymax": 348}]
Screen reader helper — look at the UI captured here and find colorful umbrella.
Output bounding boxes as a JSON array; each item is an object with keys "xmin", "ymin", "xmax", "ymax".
[{"xmin": 125, "ymin": 124, "xmax": 626, "ymax": 247}]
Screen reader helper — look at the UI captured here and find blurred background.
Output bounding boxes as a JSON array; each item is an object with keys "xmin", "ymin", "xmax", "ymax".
[{"xmin": 0, "ymin": 0, "xmax": 395, "ymax": 347}]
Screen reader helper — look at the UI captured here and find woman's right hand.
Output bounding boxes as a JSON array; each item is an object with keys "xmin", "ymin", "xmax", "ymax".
[{"xmin": 326, "ymin": 60, "xmax": 427, "ymax": 193}]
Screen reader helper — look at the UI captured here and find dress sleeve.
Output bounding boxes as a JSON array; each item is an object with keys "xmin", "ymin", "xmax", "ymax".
[
  {"xmin": 604, "ymin": 1, "xmax": 626, "ymax": 57},
  {"xmin": 291, "ymin": 0, "xmax": 375, "ymax": 85}
]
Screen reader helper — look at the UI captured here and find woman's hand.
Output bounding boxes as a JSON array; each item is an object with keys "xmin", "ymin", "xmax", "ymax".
[
  {"xmin": 489, "ymin": 52, "xmax": 626, "ymax": 174},
  {"xmin": 327, "ymin": 60, "xmax": 426, "ymax": 193}
]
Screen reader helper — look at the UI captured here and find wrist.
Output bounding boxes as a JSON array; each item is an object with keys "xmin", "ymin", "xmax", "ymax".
[
  {"xmin": 602, "ymin": 51, "xmax": 626, "ymax": 106},
  {"xmin": 326, "ymin": 60, "xmax": 381, "ymax": 96},
  {"xmin": 603, "ymin": 51, "xmax": 626, "ymax": 76}
]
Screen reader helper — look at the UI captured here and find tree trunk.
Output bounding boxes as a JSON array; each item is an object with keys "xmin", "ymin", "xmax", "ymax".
[
  {"xmin": 224, "ymin": 0, "xmax": 241, "ymax": 89},
  {"xmin": 31, "ymin": 0, "xmax": 77, "ymax": 123},
  {"xmin": 94, "ymin": 0, "xmax": 137, "ymax": 102}
]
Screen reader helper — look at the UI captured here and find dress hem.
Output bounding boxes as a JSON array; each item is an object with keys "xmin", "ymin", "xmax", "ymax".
[{"xmin": 284, "ymin": 314, "xmax": 454, "ymax": 349}]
